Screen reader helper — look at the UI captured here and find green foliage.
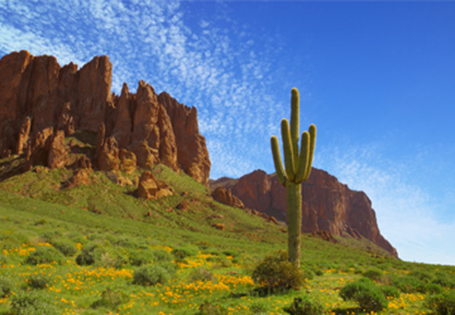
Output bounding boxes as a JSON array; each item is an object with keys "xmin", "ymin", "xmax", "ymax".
[
  {"xmin": 379, "ymin": 285, "xmax": 400, "ymax": 299},
  {"xmin": 91, "ymin": 287, "xmax": 129, "ymax": 310},
  {"xmin": 189, "ymin": 267, "xmax": 215, "ymax": 282},
  {"xmin": 408, "ymin": 270, "xmax": 434, "ymax": 283},
  {"xmin": 197, "ymin": 301, "xmax": 229, "ymax": 315},
  {"xmin": 151, "ymin": 249, "xmax": 173, "ymax": 263},
  {"xmin": 10, "ymin": 290, "xmax": 60, "ymax": 315},
  {"xmin": 283, "ymin": 296, "xmax": 324, "ymax": 315},
  {"xmin": 52, "ymin": 239, "xmax": 78, "ymax": 257},
  {"xmin": 75, "ymin": 242, "xmax": 127, "ymax": 268},
  {"xmin": 426, "ymin": 290, "xmax": 455, "ymax": 315},
  {"xmin": 27, "ymin": 273, "xmax": 50, "ymax": 289},
  {"xmin": 0, "ymin": 275, "xmax": 13, "ymax": 297},
  {"xmin": 252, "ymin": 250, "xmax": 303, "ymax": 295},
  {"xmin": 425, "ymin": 283, "xmax": 444, "ymax": 294},
  {"xmin": 133, "ymin": 265, "xmax": 172, "ymax": 286},
  {"xmin": 363, "ymin": 267, "xmax": 383, "ymax": 281},
  {"xmin": 391, "ymin": 275, "xmax": 426, "ymax": 293},
  {"xmin": 24, "ymin": 246, "xmax": 64, "ymax": 265},
  {"xmin": 171, "ymin": 247, "xmax": 197, "ymax": 259},
  {"xmin": 250, "ymin": 300, "xmax": 269, "ymax": 314},
  {"xmin": 339, "ymin": 278, "xmax": 388, "ymax": 312},
  {"xmin": 128, "ymin": 248, "xmax": 155, "ymax": 266}
]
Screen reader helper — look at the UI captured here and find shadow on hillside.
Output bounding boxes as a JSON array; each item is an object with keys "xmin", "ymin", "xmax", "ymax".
[{"xmin": 0, "ymin": 155, "xmax": 27, "ymax": 182}]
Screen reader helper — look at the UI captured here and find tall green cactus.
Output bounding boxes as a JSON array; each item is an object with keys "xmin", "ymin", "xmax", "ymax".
[{"xmin": 270, "ymin": 88, "xmax": 316, "ymax": 268}]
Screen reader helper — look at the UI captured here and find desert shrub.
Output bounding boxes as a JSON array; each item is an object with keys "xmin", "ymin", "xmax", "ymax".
[
  {"xmin": 340, "ymin": 278, "xmax": 388, "ymax": 312},
  {"xmin": 76, "ymin": 243, "xmax": 99, "ymax": 265},
  {"xmin": 426, "ymin": 290, "xmax": 455, "ymax": 315},
  {"xmin": 128, "ymin": 248, "xmax": 155, "ymax": 266},
  {"xmin": 91, "ymin": 287, "xmax": 129, "ymax": 310},
  {"xmin": 52, "ymin": 240, "xmax": 78, "ymax": 257},
  {"xmin": 283, "ymin": 296, "xmax": 324, "ymax": 315},
  {"xmin": 207, "ymin": 255, "xmax": 232, "ymax": 268},
  {"xmin": 0, "ymin": 276, "xmax": 13, "ymax": 297},
  {"xmin": 76, "ymin": 242, "xmax": 127, "ymax": 268},
  {"xmin": 252, "ymin": 250, "xmax": 303, "ymax": 295},
  {"xmin": 27, "ymin": 274, "xmax": 50, "ymax": 289},
  {"xmin": 189, "ymin": 267, "xmax": 215, "ymax": 282},
  {"xmin": 197, "ymin": 301, "xmax": 228, "ymax": 315},
  {"xmin": 250, "ymin": 300, "xmax": 269, "ymax": 314},
  {"xmin": 0, "ymin": 253, "xmax": 8, "ymax": 265},
  {"xmin": 133, "ymin": 265, "xmax": 171, "ymax": 286},
  {"xmin": 363, "ymin": 268, "xmax": 383, "ymax": 281},
  {"xmin": 424, "ymin": 283, "xmax": 444, "ymax": 294},
  {"xmin": 433, "ymin": 272, "xmax": 455, "ymax": 289},
  {"xmin": 171, "ymin": 247, "xmax": 197, "ymax": 259},
  {"xmin": 379, "ymin": 285, "xmax": 400, "ymax": 299},
  {"xmin": 391, "ymin": 275, "xmax": 426, "ymax": 293},
  {"xmin": 408, "ymin": 270, "xmax": 434, "ymax": 283},
  {"xmin": 10, "ymin": 290, "xmax": 60, "ymax": 315},
  {"xmin": 151, "ymin": 249, "xmax": 173, "ymax": 263},
  {"xmin": 24, "ymin": 246, "xmax": 64, "ymax": 265}
]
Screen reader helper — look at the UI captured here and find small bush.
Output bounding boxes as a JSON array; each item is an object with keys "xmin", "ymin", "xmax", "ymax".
[
  {"xmin": 391, "ymin": 275, "xmax": 425, "ymax": 293},
  {"xmin": 91, "ymin": 287, "xmax": 129, "ymax": 310},
  {"xmin": 151, "ymin": 249, "xmax": 173, "ymax": 262},
  {"xmin": 426, "ymin": 290, "xmax": 455, "ymax": 315},
  {"xmin": 340, "ymin": 278, "xmax": 388, "ymax": 312},
  {"xmin": 128, "ymin": 249, "xmax": 155, "ymax": 266},
  {"xmin": 197, "ymin": 301, "xmax": 228, "ymax": 315},
  {"xmin": 363, "ymin": 268, "xmax": 383, "ymax": 281},
  {"xmin": 250, "ymin": 301, "xmax": 269, "ymax": 314},
  {"xmin": 189, "ymin": 267, "xmax": 215, "ymax": 282},
  {"xmin": 0, "ymin": 276, "xmax": 13, "ymax": 297},
  {"xmin": 76, "ymin": 243, "xmax": 98, "ymax": 266},
  {"xmin": 133, "ymin": 265, "xmax": 171, "ymax": 286},
  {"xmin": 379, "ymin": 285, "xmax": 400, "ymax": 299},
  {"xmin": 283, "ymin": 296, "xmax": 324, "ymax": 315},
  {"xmin": 24, "ymin": 246, "xmax": 64, "ymax": 265},
  {"xmin": 10, "ymin": 290, "xmax": 60, "ymax": 315},
  {"xmin": 27, "ymin": 274, "xmax": 50, "ymax": 289},
  {"xmin": 252, "ymin": 250, "xmax": 303, "ymax": 295},
  {"xmin": 171, "ymin": 247, "xmax": 196, "ymax": 259},
  {"xmin": 424, "ymin": 283, "xmax": 444, "ymax": 294},
  {"xmin": 0, "ymin": 253, "xmax": 8, "ymax": 265},
  {"xmin": 408, "ymin": 270, "xmax": 434, "ymax": 283},
  {"xmin": 52, "ymin": 240, "xmax": 78, "ymax": 257}
]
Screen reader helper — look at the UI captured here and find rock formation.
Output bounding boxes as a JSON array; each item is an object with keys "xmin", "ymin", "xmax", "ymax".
[
  {"xmin": 137, "ymin": 171, "xmax": 174, "ymax": 199},
  {"xmin": 211, "ymin": 168, "xmax": 398, "ymax": 257},
  {"xmin": 0, "ymin": 51, "xmax": 210, "ymax": 185},
  {"xmin": 211, "ymin": 187, "xmax": 245, "ymax": 209}
]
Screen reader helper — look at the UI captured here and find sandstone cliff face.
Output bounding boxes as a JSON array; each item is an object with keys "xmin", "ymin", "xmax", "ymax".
[
  {"xmin": 0, "ymin": 51, "xmax": 210, "ymax": 185},
  {"xmin": 212, "ymin": 168, "xmax": 398, "ymax": 257}
]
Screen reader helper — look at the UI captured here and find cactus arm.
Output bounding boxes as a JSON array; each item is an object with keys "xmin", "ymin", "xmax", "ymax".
[
  {"xmin": 290, "ymin": 88, "xmax": 300, "ymax": 164},
  {"xmin": 303, "ymin": 124, "xmax": 317, "ymax": 180},
  {"xmin": 271, "ymin": 136, "xmax": 288, "ymax": 186},
  {"xmin": 295, "ymin": 131, "xmax": 310, "ymax": 183},
  {"xmin": 281, "ymin": 119, "xmax": 296, "ymax": 182}
]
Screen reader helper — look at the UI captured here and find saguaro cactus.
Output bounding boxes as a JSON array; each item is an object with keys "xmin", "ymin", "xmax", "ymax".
[{"xmin": 270, "ymin": 88, "xmax": 316, "ymax": 268}]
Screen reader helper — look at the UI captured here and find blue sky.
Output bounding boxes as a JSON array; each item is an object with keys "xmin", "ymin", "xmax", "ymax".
[{"xmin": 1, "ymin": 0, "xmax": 454, "ymax": 265}]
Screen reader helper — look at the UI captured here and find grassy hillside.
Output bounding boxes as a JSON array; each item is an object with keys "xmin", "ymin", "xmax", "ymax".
[{"xmin": 0, "ymin": 160, "xmax": 454, "ymax": 314}]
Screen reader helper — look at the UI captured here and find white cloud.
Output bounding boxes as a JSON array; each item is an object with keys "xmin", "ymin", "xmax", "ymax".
[{"xmin": 316, "ymin": 143, "xmax": 455, "ymax": 266}]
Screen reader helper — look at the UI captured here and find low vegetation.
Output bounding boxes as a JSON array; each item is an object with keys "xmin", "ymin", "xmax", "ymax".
[{"xmin": 0, "ymin": 160, "xmax": 454, "ymax": 314}]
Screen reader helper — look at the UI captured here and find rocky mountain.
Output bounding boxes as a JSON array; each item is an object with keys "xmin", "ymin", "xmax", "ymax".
[
  {"xmin": 210, "ymin": 169, "xmax": 398, "ymax": 257},
  {"xmin": 0, "ymin": 51, "xmax": 210, "ymax": 185}
]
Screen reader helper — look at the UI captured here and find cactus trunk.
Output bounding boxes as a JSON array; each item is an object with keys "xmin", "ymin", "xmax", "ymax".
[
  {"xmin": 270, "ymin": 88, "xmax": 316, "ymax": 269},
  {"xmin": 287, "ymin": 182, "xmax": 302, "ymax": 268}
]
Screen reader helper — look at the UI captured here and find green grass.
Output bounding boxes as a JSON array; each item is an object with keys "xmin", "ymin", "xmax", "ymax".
[{"xmin": 0, "ymin": 158, "xmax": 454, "ymax": 314}]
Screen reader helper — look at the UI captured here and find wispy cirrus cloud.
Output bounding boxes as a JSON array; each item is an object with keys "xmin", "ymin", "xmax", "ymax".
[
  {"xmin": 0, "ymin": 0, "xmax": 290, "ymax": 179},
  {"xmin": 316, "ymin": 142, "xmax": 455, "ymax": 265}
]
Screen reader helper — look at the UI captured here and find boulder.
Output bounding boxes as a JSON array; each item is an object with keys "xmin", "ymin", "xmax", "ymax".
[
  {"xmin": 137, "ymin": 171, "xmax": 174, "ymax": 199},
  {"xmin": 211, "ymin": 187, "xmax": 245, "ymax": 209}
]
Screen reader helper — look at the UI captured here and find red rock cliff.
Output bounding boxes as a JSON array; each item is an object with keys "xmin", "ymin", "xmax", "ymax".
[
  {"xmin": 212, "ymin": 168, "xmax": 398, "ymax": 257},
  {"xmin": 0, "ymin": 51, "xmax": 210, "ymax": 185}
]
